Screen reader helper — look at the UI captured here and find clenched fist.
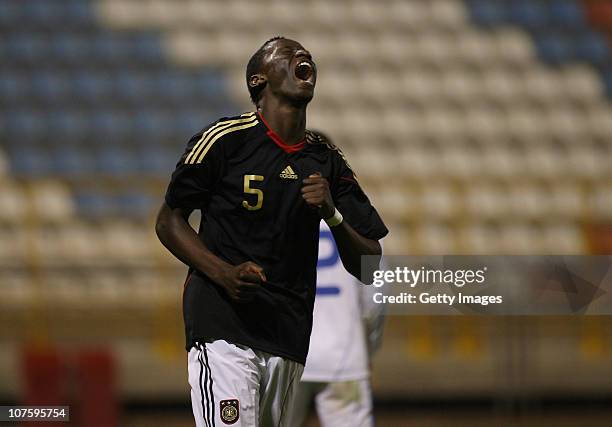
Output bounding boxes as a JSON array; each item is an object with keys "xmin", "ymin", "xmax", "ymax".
[
  {"xmin": 215, "ymin": 261, "xmax": 266, "ymax": 303},
  {"xmin": 301, "ymin": 172, "xmax": 335, "ymax": 219}
]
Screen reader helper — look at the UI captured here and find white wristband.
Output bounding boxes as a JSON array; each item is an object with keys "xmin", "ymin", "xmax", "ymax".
[{"xmin": 324, "ymin": 208, "xmax": 343, "ymax": 227}]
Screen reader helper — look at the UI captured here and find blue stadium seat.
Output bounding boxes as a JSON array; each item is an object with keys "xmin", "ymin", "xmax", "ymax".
[
  {"xmin": 174, "ymin": 110, "xmax": 213, "ymax": 137},
  {"xmin": 92, "ymin": 32, "xmax": 132, "ymax": 64},
  {"xmin": 64, "ymin": 0, "xmax": 95, "ymax": 26},
  {"xmin": 0, "ymin": 72, "xmax": 27, "ymax": 104},
  {"xmin": 194, "ymin": 71, "xmax": 229, "ymax": 103},
  {"xmin": 575, "ymin": 31, "xmax": 610, "ymax": 65},
  {"xmin": 51, "ymin": 34, "xmax": 89, "ymax": 65},
  {"xmin": 466, "ymin": 0, "xmax": 507, "ymax": 27},
  {"xmin": 115, "ymin": 192, "xmax": 156, "ymax": 218},
  {"xmin": 73, "ymin": 73, "xmax": 113, "ymax": 104},
  {"xmin": 51, "ymin": 147, "xmax": 93, "ymax": 177},
  {"xmin": 8, "ymin": 146, "xmax": 51, "ymax": 176},
  {"xmin": 549, "ymin": 0, "xmax": 586, "ymax": 29},
  {"xmin": 138, "ymin": 146, "xmax": 177, "ymax": 177},
  {"xmin": 31, "ymin": 72, "xmax": 70, "ymax": 103},
  {"xmin": 23, "ymin": 0, "xmax": 59, "ymax": 27},
  {"xmin": 74, "ymin": 192, "xmax": 113, "ymax": 218},
  {"xmin": 5, "ymin": 35, "xmax": 45, "ymax": 64},
  {"xmin": 47, "ymin": 111, "xmax": 86, "ymax": 140},
  {"xmin": 4, "ymin": 111, "xmax": 45, "ymax": 141},
  {"xmin": 132, "ymin": 34, "xmax": 165, "ymax": 64},
  {"xmin": 535, "ymin": 33, "xmax": 574, "ymax": 64},
  {"xmin": 509, "ymin": 1, "xmax": 548, "ymax": 30},
  {"xmin": 133, "ymin": 111, "xmax": 171, "ymax": 141},
  {"xmin": 602, "ymin": 67, "xmax": 612, "ymax": 98},
  {"xmin": 0, "ymin": 0, "xmax": 19, "ymax": 28},
  {"xmin": 156, "ymin": 72, "xmax": 192, "ymax": 103},
  {"xmin": 114, "ymin": 72, "xmax": 151, "ymax": 103},
  {"xmin": 96, "ymin": 147, "xmax": 137, "ymax": 175},
  {"xmin": 92, "ymin": 32, "xmax": 164, "ymax": 65},
  {"xmin": 91, "ymin": 111, "xmax": 131, "ymax": 141}
]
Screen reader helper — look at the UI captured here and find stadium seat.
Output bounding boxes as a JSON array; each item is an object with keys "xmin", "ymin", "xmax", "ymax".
[
  {"xmin": 55, "ymin": 223, "xmax": 107, "ymax": 262},
  {"xmin": 4, "ymin": 34, "xmax": 47, "ymax": 65},
  {"xmin": 0, "ymin": 72, "xmax": 28, "ymax": 105},
  {"xmin": 542, "ymin": 223, "xmax": 586, "ymax": 254},
  {"xmin": 549, "ymin": 184, "xmax": 584, "ymax": 219},
  {"xmin": 591, "ymin": 184, "xmax": 612, "ymax": 219},
  {"xmin": 0, "ymin": 272, "xmax": 32, "ymax": 306},
  {"xmin": 459, "ymin": 223, "xmax": 501, "ymax": 254},
  {"xmin": 74, "ymin": 193, "xmax": 114, "ymax": 218},
  {"xmin": 509, "ymin": 1, "xmax": 548, "ymax": 30},
  {"xmin": 419, "ymin": 185, "xmax": 458, "ymax": 220},
  {"xmin": 396, "ymin": 144, "xmax": 438, "ymax": 179},
  {"xmin": 8, "ymin": 146, "xmax": 51, "ymax": 177},
  {"xmin": 575, "ymin": 31, "xmax": 610, "ymax": 65},
  {"xmin": 0, "ymin": 149, "xmax": 8, "ymax": 178},
  {"xmin": 525, "ymin": 146, "xmax": 566, "ymax": 180},
  {"xmin": 375, "ymin": 187, "xmax": 414, "ymax": 223},
  {"xmin": 560, "ymin": 65, "xmax": 603, "ymax": 104},
  {"xmin": 415, "ymin": 223, "xmax": 456, "ymax": 254},
  {"xmin": 492, "ymin": 28, "xmax": 535, "ymax": 66},
  {"xmin": 466, "ymin": 0, "xmax": 507, "ymax": 27},
  {"xmin": 500, "ymin": 223, "xmax": 542, "ymax": 254},
  {"xmin": 464, "ymin": 185, "xmax": 507, "ymax": 219},
  {"xmin": 507, "ymin": 185, "xmax": 548, "ymax": 219},
  {"xmin": 114, "ymin": 192, "xmax": 156, "ymax": 219},
  {"xmin": 50, "ymin": 34, "xmax": 89, "ymax": 65},
  {"xmin": 73, "ymin": 73, "xmax": 114, "ymax": 105},
  {"xmin": 29, "ymin": 181, "xmax": 75, "ymax": 224},
  {"xmin": 101, "ymin": 221, "xmax": 154, "ymax": 262},
  {"xmin": 48, "ymin": 110, "xmax": 87, "ymax": 141},
  {"xmin": 480, "ymin": 146, "xmax": 523, "ymax": 179},
  {"xmin": 567, "ymin": 145, "xmax": 607, "ymax": 179},
  {"xmin": 0, "ymin": 228, "xmax": 29, "ymax": 266},
  {"xmin": 549, "ymin": 0, "xmax": 586, "ymax": 29},
  {"xmin": 441, "ymin": 147, "xmax": 478, "ymax": 180},
  {"xmin": 0, "ymin": 182, "xmax": 28, "ymax": 224},
  {"xmin": 535, "ymin": 32, "xmax": 574, "ymax": 64}
]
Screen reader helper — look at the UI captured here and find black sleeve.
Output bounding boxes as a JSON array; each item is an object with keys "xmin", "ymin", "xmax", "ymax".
[
  {"xmin": 164, "ymin": 125, "xmax": 225, "ymax": 210},
  {"xmin": 331, "ymin": 149, "xmax": 388, "ymax": 241}
]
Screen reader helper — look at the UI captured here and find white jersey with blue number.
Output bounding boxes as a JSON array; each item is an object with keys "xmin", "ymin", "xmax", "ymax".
[{"xmin": 301, "ymin": 223, "xmax": 385, "ymax": 382}]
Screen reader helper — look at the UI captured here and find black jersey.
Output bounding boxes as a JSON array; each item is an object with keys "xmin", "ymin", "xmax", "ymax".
[{"xmin": 164, "ymin": 111, "xmax": 388, "ymax": 364}]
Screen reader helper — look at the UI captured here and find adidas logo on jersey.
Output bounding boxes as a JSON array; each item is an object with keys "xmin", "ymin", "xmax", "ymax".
[{"xmin": 279, "ymin": 165, "xmax": 298, "ymax": 179}]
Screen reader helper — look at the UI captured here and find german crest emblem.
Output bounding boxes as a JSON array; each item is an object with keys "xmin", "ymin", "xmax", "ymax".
[{"xmin": 220, "ymin": 399, "xmax": 239, "ymax": 424}]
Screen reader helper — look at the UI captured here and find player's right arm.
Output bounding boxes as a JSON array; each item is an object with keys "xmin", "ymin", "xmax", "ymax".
[
  {"xmin": 155, "ymin": 203, "xmax": 264, "ymax": 302},
  {"xmin": 155, "ymin": 123, "xmax": 266, "ymax": 302}
]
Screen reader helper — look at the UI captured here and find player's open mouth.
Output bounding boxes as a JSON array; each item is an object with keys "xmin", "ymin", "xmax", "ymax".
[{"xmin": 294, "ymin": 60, "xmax": 314, "ymax": 83}]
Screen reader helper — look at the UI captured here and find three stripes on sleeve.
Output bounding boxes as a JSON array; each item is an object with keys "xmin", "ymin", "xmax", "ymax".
[{"xmin": 185, "ymin": 112, "xmax": 258, "ymax": 165}]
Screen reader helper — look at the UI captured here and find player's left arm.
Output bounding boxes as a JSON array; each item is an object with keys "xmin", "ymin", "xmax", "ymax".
[{"xmin": 301, "ymin": 169, "xmax": 387, "ymax": 281}]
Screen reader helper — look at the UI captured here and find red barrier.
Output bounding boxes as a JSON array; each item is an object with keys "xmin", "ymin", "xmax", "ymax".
[
  {"xmin": 21, "ymin": 346, "xmax": 67, "ymax": 427},
  {"xmin": 75, "ymin": 349, "xmax": 118, "ymax": 427}
]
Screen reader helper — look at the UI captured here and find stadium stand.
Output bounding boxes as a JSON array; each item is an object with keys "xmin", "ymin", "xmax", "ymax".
[{"xmin": 1, "ymin": 0, "xmax": 612, "ymax": 418}]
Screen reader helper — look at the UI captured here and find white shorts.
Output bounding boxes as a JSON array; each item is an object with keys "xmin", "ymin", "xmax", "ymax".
[
  {"xmin": 290, "ymin": 379, "xmax": 374, "ymax": 427},
  {"xmin": 187, "ymin": 340, "xmax": 303, "ymax": 427}
]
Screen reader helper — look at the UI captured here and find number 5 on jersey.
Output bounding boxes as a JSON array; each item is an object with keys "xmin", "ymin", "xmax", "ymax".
[{"xmin": 242, "ymin": 175, "xmax": 264, "ymax": 210}]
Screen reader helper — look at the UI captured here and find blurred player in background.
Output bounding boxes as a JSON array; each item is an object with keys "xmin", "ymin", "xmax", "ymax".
[
  {"xmin": 156, "ymin": 36, "xmax": 387, "ymax": 426},
  {"xmin": 290, "ymin": 222, "xmax": 385, "ymax": 427}
]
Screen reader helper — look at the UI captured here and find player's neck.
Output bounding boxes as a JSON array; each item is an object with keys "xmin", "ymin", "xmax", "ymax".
[{"xmin": 257, "ymin": 100, "xmax": 306, "ymax": 146}]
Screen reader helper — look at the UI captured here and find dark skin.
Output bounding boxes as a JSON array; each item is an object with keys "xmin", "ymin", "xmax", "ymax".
[{"xmin": 156, "ymin": 38, "xmax": 381, "ymax": 303}]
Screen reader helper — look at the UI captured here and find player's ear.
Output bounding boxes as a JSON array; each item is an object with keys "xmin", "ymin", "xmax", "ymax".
[{"xmin": 249, "ymin": 74, "xmax": 267, "ymax": 89}]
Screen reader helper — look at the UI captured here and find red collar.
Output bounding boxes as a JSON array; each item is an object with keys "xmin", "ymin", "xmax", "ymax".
[{"xmin": 257, "ymin": 112, "xmax": 306, "ymax": 153}]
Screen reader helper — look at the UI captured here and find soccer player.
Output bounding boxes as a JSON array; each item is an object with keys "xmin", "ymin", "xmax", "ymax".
[
  {"xmin": 155, "ymin": 36, "xmax": 388, "ymax": 427},
  {"xmin": 290, "ymin": 222, "xmax": 385, "ymax": 427}
]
